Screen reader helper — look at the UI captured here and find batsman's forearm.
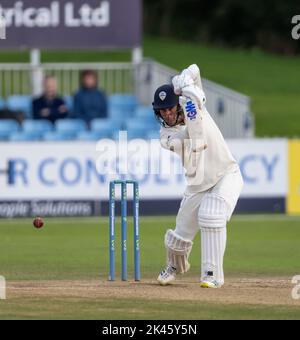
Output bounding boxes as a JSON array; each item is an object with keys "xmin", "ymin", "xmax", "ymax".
[{"xmin": 183, "ymin": 99, "xmax": 207, "ymax": 152}]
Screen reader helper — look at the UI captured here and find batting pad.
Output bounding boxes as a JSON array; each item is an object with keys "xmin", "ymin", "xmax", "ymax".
[
  {"xmin": 198, "ymin": 194, "xmax": 228, "ymax": 285},
  {"xmin": 164, "ymin": 229, "xmax": 193, "ymax": 274},
  {"xmin": 198, "ymin": 194, "xmax": 227, "ymax": 229},
  {"xmin": 201, "ymin": 227, "xmax": 226, "ymax": 286}
]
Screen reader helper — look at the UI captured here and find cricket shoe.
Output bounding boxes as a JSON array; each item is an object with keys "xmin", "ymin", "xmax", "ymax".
[
  {"xmin": 157, "ymin": 265, "xmax": 177, "ymax": 286},
  {"xmin": 200, "ymin": 277, "xmax": 222, "ymax": 289}
]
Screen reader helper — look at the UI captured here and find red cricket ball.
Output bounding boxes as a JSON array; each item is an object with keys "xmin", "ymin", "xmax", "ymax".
[{"xmin": 33, "ymin": 217, "xmax": 44, "ymax": 229}]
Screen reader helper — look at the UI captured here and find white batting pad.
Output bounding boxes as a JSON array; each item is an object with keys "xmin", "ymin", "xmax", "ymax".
[
  {"xmin": 198, "ymin": 194, "xmax": 228, "ymax": 285},
  {"xmin": 198, "ymin": 194, "xmax": 228, "ymax": 229},
  {"xmin": 164, "ymin": 229, "xmax": 193, "ymax": 274},
  {"xmin": 201, "ymin": 227, "xmax": 226, "ymax": 285}
]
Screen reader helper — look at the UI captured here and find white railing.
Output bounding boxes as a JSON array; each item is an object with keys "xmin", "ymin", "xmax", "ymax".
[
  {"xmin": 0, "ymin": 62, "xmax": 135, "ymax": 98},
  {"xmin": 202, "ymin": 78, "xmax": 253, "ymax": 138},
  {"xmin": 44, "ymin": 62, "xmax": 135, "ymax": 96},
  {"xmin": 0, "ymin": 60, "xmax": 254, "ymax": 138}
]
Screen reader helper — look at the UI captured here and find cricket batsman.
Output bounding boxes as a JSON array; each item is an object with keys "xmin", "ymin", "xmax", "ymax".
[{"xmin": 153, "ymin": 64, "xmax": 244, "ymax": 288}]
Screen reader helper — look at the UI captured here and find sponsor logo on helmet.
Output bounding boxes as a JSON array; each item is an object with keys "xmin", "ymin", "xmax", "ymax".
[
  {"xmin": 185, "ymin": 101, "xmax": 197, "ymax": 120},
  {"xmin": 159, "ymin": 91, "xmax": 167, "ymax": 101}
]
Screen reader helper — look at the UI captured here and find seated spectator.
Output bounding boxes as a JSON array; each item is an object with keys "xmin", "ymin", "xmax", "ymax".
[
  {"xmin": 72, "ymin": 70, "xmax": 108, "ymax": 123},
  {"xmin": 33, "ymin": 76, "xmax": 68, "ymax": 123}
]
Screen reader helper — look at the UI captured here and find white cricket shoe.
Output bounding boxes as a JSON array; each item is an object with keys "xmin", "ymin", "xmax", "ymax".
[
  {"xmin": 200, "ymin": 276, "xmax": 222, "ymax": 289},
  {"xmin": 157, "ymin": 265, "xmax": 177, "ymax": 286}
]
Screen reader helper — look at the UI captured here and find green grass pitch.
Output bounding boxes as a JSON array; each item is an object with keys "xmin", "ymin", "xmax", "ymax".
[{"xmin": 0, "ymin": 215, "xmax": 300, "ymax": 320}]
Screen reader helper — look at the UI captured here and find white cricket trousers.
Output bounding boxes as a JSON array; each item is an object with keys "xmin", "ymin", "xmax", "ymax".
[{"xmin": 175, "ymin": 168, "xmax": 244, "ymax": 241}]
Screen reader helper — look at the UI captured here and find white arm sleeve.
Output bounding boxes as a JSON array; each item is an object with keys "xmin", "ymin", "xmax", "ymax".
[
  {"xmin": 179, "ymin": 96, "xmax": 206, "ymax": 186},
  {"xmin": 180, "ymin": 94, "xmax": 207, "ymax": 152}
]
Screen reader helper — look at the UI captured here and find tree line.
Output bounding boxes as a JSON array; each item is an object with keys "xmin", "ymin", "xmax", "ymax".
[{"xmin": 144, "ymin": 0, "xmax": 300, "ymax": 55}]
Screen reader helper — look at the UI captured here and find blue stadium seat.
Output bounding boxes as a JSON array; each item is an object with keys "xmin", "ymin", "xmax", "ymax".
[
  {"xmin": 112, "ymin": 130, "xmax": 126, "ymax": 141},
  {"xmin": 127, "ymin": 130, "xmax": 149, "ymax": 140},
  {"xmin": 0, "ymin": 119, "xmax": 20, "ymax": 141},
  {"xmin": 23, "ymin": 120, "xmax": 53, "ymax": 135},
  {"xmin": 0, "ymin": 98, "xmax": 5, "ymax": 110},
  {"xmin": 135, "ymin": 106, "xmax": 159, "ymax": 130},
  {"xmin": 123, "ymin": 121, "xmax": 149, "ymax": 140},
  {"xmin": 109, "ymin": 94, "xmax": 138, "ymax": 120},
  {"xmin": 91, "ymin": 119, "xmax": 122, "ymax": 138},
  {"xmin": 135, "ymin": 106, "xmax": 156, "ymax": 122},
  {"xmin": 43, "ymin": 131, "xmax": 77, "ymax": 141},
  {"xmin": 125, "ymin": 120, "xmax": 149, "ymax": 131},
  {"xmin": 147, "ymin": 130, "xmax": 160, "ymax": 140},
  {"xmin": 55, "ymin": 119, "xmax": 87, "ymax": 134},
  {"xmin": 6, "ymin": 95, "xmax": 32, "ymax": 118},
  {"xmin": 77, "ymin": 131, "xmax": 104, "ymax": 141},
  {"xmin": 110, "ymin": 94, "xmax": 138, "ymax": 110},
  {"xmin": 108, "ymin": 108, "xmax": 127, "ymax": 126},
  {"xmin": 10, "ymin": 132, "xmax": 41, "ymax": 142},
  {"xmin": 63, "ymin": 96, "xmax": 74, "ymax": 113},
  {"xmin": 113, "ymin": 129, "xmax": 146, "ymax": 140}
]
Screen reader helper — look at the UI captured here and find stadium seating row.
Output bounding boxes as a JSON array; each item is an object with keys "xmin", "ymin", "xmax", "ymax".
[
  {"xmin": 0, "ymin": 94, "xmax": 160, "ymax": 141},
  {"xmin": 0, "ymin": 118, "xmax": 160, "ymax": 141},
  {"xmin": 0, "ymin": 94, "xmax": 147, "ymax": 119}
]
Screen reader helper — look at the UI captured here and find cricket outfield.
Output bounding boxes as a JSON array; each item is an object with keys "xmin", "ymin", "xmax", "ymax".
[{"xmin": 0, "ymin": 215, "xmax": 300, "ymax": 320}]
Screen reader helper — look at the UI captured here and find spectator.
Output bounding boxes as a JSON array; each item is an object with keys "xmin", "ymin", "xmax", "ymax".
[
  {"xmin": 72, "ymin": 70, "xmax": 108, "ymax": 123},
  {"xmin": 33, "ymin": 76, "xmax": 68, "ymax": 123}
]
